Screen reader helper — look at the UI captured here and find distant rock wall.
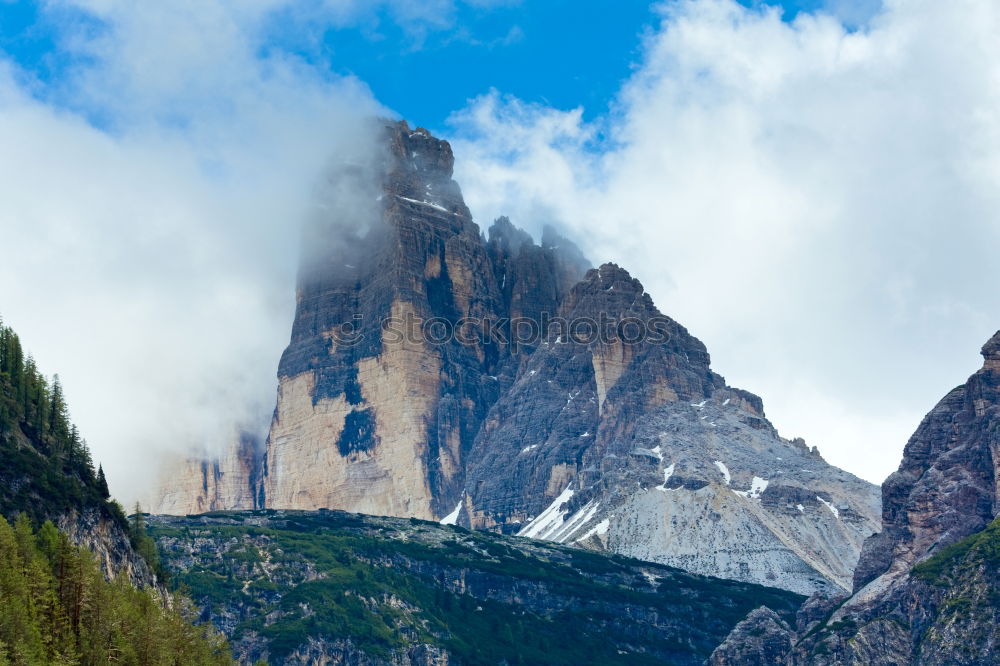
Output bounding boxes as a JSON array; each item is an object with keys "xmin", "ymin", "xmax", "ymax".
[{"xmin": 153, "ymin": 432, "xmax": 263, "ymax": 516}]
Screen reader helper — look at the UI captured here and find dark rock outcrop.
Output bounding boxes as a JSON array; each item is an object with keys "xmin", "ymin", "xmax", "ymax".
[{"xmin": 710, "ymin": 606, "xmax": 795, "ymax": 665}]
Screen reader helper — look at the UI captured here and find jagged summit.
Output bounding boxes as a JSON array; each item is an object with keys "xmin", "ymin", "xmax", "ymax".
[
  {"xmin": 982, "ymin": 329, "xmax": 1000, "ymax": 364},
  {"xmin": 486, "ymin": 216, "xmax": 532, "ymax": 251},
  {"xmin": 383, "ymin": 120, "xmax": 472, "ymax": 220},
  {"xmin": 153, "ymin": 122, "xmax": 879, "ymax": 596},
  {"xmin": 460, "ymin": 261, "xmax": 875, "ymax": 595},
  {"xmin": 715, "ymin": 328, "xmax": 1000, "ymax": 663},
  {"xmin": 851, "ymin": 328, "xmax": 1000, "ymax": 596},
  {"xmin": 579, "ymin": 262, "xmax": 656, "ymax": 305}
]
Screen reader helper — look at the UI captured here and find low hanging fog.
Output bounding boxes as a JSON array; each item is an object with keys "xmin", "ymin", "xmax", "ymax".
[{"xmin": 0, "ymin": 2, "xmax": 387, "ymax": 504}]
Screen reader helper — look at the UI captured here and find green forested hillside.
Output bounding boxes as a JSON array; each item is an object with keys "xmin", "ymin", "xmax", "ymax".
[
  {"xmin": 0, "ymin": 318, "xmax": 235, "ymax": 665},
  {"xmin": 911, "ymin": 515, "xmax": 1000, "ymax": 585},
  {"xmin": 0, "ymin": 320, "xmax": 121, "ymax": 527},
  {"xmin": 0, "ymin": 514, "xmax": 233, "ymax": 665},
  {"xmin": 152, "ymin": 510, "xmax": 804, "ymax": 665}
]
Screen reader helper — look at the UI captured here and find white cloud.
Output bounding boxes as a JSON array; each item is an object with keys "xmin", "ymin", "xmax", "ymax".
[
  {"xmin": 449, "ymin": 0, "xmax": 1000, "ymax": 484},
  {"xmin": 0, "ymin": 2, "xmax": 385, "ymax": 504}
]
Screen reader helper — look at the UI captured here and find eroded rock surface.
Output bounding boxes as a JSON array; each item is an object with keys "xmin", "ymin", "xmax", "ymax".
[{"xmin": 710, "ymin": 606, "xmax": 795, "ymax": 666}]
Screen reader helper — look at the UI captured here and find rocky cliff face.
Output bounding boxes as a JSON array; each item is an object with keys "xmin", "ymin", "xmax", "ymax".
[
  {"xmin": 153, "ymin": 433, "xmax": 264, "ymax": 516},
  {"xmin": 56, "ymin": 506, "xmax": 158, "ymax": 588},
  {"xmin": 153, "ymin": 120, "xmax": 878, "ymax": 596},
  {"xmin": 149, "ymin": 510, "xmax": 803, "ymax": 665},
  {"xmin": 851, "ymin": 331, "xmax": 1000, "ymax": 597},
  {"xmin": 462, "ymin": 263, "xmax": 878, "ymax": 596},
  {"xmin": 712, "ymin": 331, "xmax": 1000, "ymax": 665},
  {"xmin": 260, "ymin": 121, "xmax": 588, "ymax": 521}
]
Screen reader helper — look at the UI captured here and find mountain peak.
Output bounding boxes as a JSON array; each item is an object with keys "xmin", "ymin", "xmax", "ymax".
[
  {"xmin": 487, "ymin": 216, "xmax": 534, "ymax": 254},
  {"xmin": 982, "ymin": 330, "xmax": 1000, "ymax": 365},
  {"xmin": 385, "ymin": 119, "xmax": 456, "ymax": 178},
  {"xmin": 569, "ymin": 262, "xmax": 650, "ymax": 308}
]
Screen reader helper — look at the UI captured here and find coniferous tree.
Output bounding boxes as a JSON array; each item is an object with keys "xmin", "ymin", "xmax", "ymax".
[
  {"xmin": 0, "ymin": 516, "xmax": 234, "ymax": 665},
  {"xmin": 49, "ymin": 375, "xmax": 70, "ymax": 453},
  {"xmin": 1, "ymin": 318, "xmax": 123, "ymax": 529},
  {"xmin": 130, "ymin": 503, "xmax": 145, "ymax": 535},
  {"xmin": 128, "ymin": 503, "xmax": 163, "ymax": 578},
  {"xmin": 95, "ymin": 465, "xmax": 110, "ymax": 500}
]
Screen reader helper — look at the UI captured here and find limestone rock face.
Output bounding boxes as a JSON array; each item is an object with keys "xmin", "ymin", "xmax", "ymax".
[
  {"xmin": 463, "ymin": 262, "xmax": 878, "ymax": 596},
  {"xmin": 154, "ymin": 121, "xmax": 878, "ymax": 596},
  {"xmin": 57, "ymin": 507, "xmax": 158, "ymax": 589},
  {"xmin": 151, "ymin": 433, "xmax": 263, "ymax": 516}
]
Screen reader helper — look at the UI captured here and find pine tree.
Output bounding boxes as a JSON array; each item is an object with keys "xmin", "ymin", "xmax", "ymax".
[
  {"xmin": 96, "ymin": 465, "xmax": 110, "ymax": 499},
  {"xmin": 0, "ymin": 516, "xmax": 234, "ymax": 664},
  {"xmin": 49, "ymin": 374, "xmax": 70, "ymax": 452},
  {"xmin": 0, "ymin": 516, "xmax": 46, "ymax": 663},
  {"xmin": 131, "ymin": 503, "xmax": 145, "ymax": 535}
]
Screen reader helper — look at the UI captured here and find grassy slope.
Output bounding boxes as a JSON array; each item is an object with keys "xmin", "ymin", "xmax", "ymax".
[
  {"xmin": 911, "ymin": 516, "xmax": 1000, "ymax": 586},
  {"xmin": 151, "ymin": 510, "xmax": 804, "ymax": 665}
]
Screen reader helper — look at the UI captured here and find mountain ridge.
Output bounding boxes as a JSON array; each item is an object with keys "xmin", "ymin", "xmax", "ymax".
[{"xmin": 149, "ymin": 508, "xmax": 804, "ymax": 665}]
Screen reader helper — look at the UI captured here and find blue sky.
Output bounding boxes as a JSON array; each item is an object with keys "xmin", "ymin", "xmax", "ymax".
[{"xmin": 0, "ymin": 0, "xmax": 878, "ymax": 132}]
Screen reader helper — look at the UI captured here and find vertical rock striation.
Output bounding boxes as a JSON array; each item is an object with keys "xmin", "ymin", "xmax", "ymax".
[
  {"xmin": 152, "ymin": 433, "xmax": 264, "ymax": 515},
  {"xmin": 260, "ymin": 121, "xmax": 588, "ymax": 520}
]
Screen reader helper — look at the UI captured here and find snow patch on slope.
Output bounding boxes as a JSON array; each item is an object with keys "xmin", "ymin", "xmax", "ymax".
[
  {"xmin": 548, "ymin": 500, "xmax": 600, "ymax": 543},
  {"xmin": 439, "ymin": 497, "xmax": 463, "ymax": 525},
  {"xmin": 713, "ymin": 460, "xmax": 731, "ymax": 485},
  {"xmin": 396, "ymin": 194, "xmax": 449, "ymax": 212},
  {"xmin": 655, "ymin": 464, "xmax": 676, "ymax": 491},
  {"xmin": 576, "ymin": 518, "xmax": 611, "ymax": 543},
  {"xmin": 817, "ymin": 495, "xmax": 840, "ymax": 518},
  {"xmin": 733, "ymin": 476, "xmax": 769, "ymax": 499},
  {"xmin": 518, "ymin": 485, "xmax": 575, "ymax": 539}
]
